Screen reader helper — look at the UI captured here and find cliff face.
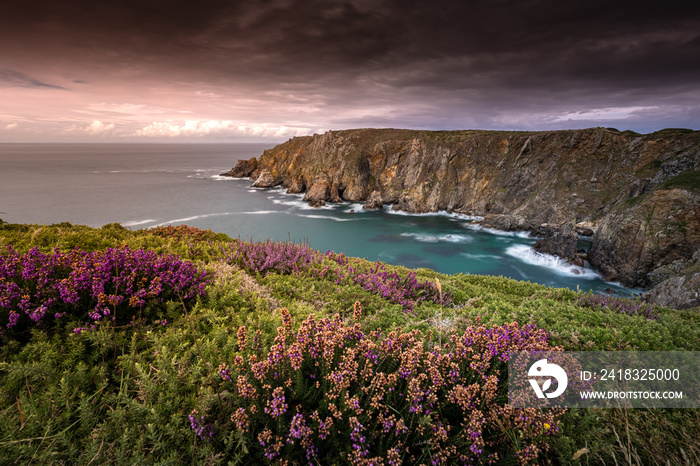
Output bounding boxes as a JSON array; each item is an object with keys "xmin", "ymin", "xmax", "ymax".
[{"xmin": 223, "ymin": 128, "xmax": 700, "ymax": 307}]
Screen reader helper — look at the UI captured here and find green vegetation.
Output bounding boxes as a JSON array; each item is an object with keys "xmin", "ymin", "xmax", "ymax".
[
  {"xmin": 661, "ymin": 169, "xmax": 700, "ymax": 193},
  {"xmin": 634, "ymin": 159, "xmax": 662, "ymax": 178},
  {"xmin": 0, "ymin": 222, "xmax": 698, "ymax": 464},
  {"xmin": 651, "ymin": 128, "xmax": 697, "ymax": 137}
]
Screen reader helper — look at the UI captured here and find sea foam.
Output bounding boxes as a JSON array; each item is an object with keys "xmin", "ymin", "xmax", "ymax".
[
  {"xmin": 155, "ymin": 212, "xmax": 233, "ymax": 226},
  {"xmin": 462, "ymin": 223, "xmax": 534, "ymax": 238},
  {"xmin": 386, "ymin": 208, "xmax": 479, "ymax": 220},
  {"xmin": 505, "ymin": 244, "xmax": 598, "ymax": 279},
  {"xmin": 400, "ymin": 232, "xmax": 473, "ymax": 243},
  {"xmin": 296, "ymin": 214, "xmax": 362, "ymax": 222},
  {"xmin": 121, "ymin": 219, "xmax": 157, "ymax": 227}
]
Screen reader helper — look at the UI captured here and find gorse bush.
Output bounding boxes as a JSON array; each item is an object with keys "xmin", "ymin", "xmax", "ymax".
[
  {"xmin": 202, "ymin": 305, "xmax": 563, "ymax": 465},
  {"xmin": 0, "ymin": 245, "xmax": 209, "ymax": 337}
]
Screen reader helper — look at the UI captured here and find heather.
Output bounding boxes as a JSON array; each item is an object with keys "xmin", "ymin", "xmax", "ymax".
[
  {"xmin": 576, "ymin": 292, "xmax": 657, "ymax": 320},
  {"xmin": 0, "ymin": 245, "xmax": 208, "ymax": 339},
  {"xmin": 223, "ymin": 240, "xmax": 449, "ymax": 312},
  {"xmin": 209, "ymin": 306, "xmax": 562, "ymax": 464},
  {"xmin": 0, "ymin": 221, "xmax": 698, "ymax": 465}
]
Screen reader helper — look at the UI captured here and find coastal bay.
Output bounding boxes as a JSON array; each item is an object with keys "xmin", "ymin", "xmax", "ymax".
[{"xmin": 1, "ymin": 142, "xmax": 631, "ymax": 294}]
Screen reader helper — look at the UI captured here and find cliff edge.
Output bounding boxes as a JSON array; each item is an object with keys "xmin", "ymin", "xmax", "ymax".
[{"xmin": 222, "ymin": 127, "xmax": 700, "ymax": 309}]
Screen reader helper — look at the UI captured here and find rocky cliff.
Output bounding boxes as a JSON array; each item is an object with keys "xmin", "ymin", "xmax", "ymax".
[{"xmin": 222, "ymin": 127, "xmax": 700, "ymax": 309}]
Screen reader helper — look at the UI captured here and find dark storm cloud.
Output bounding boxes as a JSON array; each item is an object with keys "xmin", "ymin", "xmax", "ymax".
[
  {"xmin": 4, "ymin": 0, "xmax": 698, "ymax": 81},
  {"xmin": 0, "ymin": 69, "xmax": 67, "ymax": 90},
  {"xmin": 1, "ymin": 0, "xmax": 699, "ymax": 136},
  {"xmin": 5, "ymin": 2, "xmax": 700, "ymax": 78}
]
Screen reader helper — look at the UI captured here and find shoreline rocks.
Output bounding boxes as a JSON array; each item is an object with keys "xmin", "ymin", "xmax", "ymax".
[
  {"xmin": 363, "ymin": 190, "xmax": 384, "ymax": 210},
  {"xmin": 220, "ymin": 157, "xmax": 257, "ymax": 178},
  {"xmin": 532, "ymin": 223, "xmax": 584, "ymax": 267}
]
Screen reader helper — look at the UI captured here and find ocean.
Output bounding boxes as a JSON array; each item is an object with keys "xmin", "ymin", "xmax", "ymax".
[{"xmin": 0, "ymin": 143, "xmax": 633, "ymax": 294}]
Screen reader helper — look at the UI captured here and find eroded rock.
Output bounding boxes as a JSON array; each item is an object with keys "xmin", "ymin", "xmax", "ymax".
[
  {"xmin": 363, "ymin": 191, "xmax": 384, "ymax": 210},
  {"xmin": 477, "ymin": 214, "xmax": 536, "ymax": 232},
  {"xmin": 533, "ymin": 223, "xmax": 583, "ymax": 266},
  {"xmin": 303, "ymin": 180, "xmax": 330, "ymax": 205},
  {"xmin": 588, "ymin": 188, "xmax": 700, "ymax": 287},
  {"xmin": 251, "ymin": 169, "xmax": 281, "ymax": 188},
  {"xmin": 220, "ymin": 157, "xmax": 257, "ymax": 177}
]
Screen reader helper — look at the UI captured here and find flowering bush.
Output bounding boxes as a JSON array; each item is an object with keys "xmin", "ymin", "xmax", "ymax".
[
  {"xmin": 319, "ymin": 259, "xmax": 451, "ymax": 312},
  {"xmin": 224, "ymin": 239, "xmax": 449, "ymax": 312},
  {"xmin": 203, "ymin": 305, "xmax": 563, "ymax": 464},
  {"xmin": 576, "ymin": 292, "xmax": 656, "ymax": 320},
  {"xmin": 225, "ymin": 240, "xmax": 321, "ymax": 275},
  {"xmin": 0, "ymin": 245, "xmax": 209, "ymax": 336}
]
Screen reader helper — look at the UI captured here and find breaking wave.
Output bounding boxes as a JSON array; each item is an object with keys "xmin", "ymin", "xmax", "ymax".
[
  {"xmin": 400, "ymin": 232, "xmax": 473, "ymax": 243},
  {"xmin": 505, "ymin": 244, "xmax": 599, "ymax": 279}
]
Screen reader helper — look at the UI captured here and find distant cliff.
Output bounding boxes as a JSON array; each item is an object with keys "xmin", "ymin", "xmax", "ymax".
[{"xmin": 223, "ymin": 127, "xmax": 700, "ymax": 309}]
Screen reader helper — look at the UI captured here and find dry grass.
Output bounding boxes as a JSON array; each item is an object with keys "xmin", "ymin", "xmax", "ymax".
[
  {"xmin": 605, "ymin": 408, "xmax": 700, "ymax": 466},
  {"xmin": 206, "ymin": 261, "xmax": 281, "ymax": 311}
]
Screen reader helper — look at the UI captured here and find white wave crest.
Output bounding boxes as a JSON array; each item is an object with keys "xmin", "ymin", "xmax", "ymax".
[
  {"xmin": 462, "ymin": 223, "xmax": 533, "ymax": 238},
  {"xmin": 386, "ymin": 208, "xmax": 483, "ymax": 220},
  {"xmin": 401, "ymin": 232, "xmax": 472, "ymax": 243},
  {"xmin": 271, "ymin": 198, "xmax": 332, "ymax": 210},
  {"xmin": 505, "ymin": 245, "xmax": 598, "ymax": 278},
  {"xmin": 209, "ymin": 174, "xmax": 241, "ymax": 181},
  {"xmin": 154, "ymin": 212, "xmax": 232, "ymax": 226},
  {"xmin": 345, "ymin": 203, "xmax": 366, "ymax": 212},
  {"xmin": 121, "ymin": 219, "xmax": 157, "ymax": 227},
  {"xmin": 296, "ymin": 214, "xmax": 358, "ymax": 222},
  {"xmin": 239, "ymin": 210, "xmax": 282, "ymax": 215},
  {"xmin": 460, "ymin": 252, "xmax": 502, "ymax": 261}
]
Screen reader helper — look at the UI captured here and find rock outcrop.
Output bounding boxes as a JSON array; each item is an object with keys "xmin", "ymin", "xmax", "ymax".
[
  {"xmin": 644, "ymin": 251, "xmax": 700, "ymax": 310},
  {"xmin": 251, "ymin": 169, "xmax": 281, "ymax": 188},
  {"xmin": 223, "ymin": 127, "xmax": 700, "ymax": 309},
  {"xmin": 220, "ymin": 157, "xmax": 257, "ymax": 178},
  {"xmin": 533, "ymin": 223, "xmax": 584, "ymax": 267},
  {"xmin": 479, "ymin": 214, "xmax": 537, "ymax": 232},
  {"xmin": 363, "ymin": 190, "xmax": 384, "ymax": 210},
  {"xmin": 588, "ymin": 188, "xmax": 700, "ymax": 288}
]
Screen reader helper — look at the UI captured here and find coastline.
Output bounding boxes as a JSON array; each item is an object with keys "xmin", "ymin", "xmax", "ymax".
[
  {"xmin": 220, "ymin": 127, "xmax": 700, "ymax": 309},
  {"xmin": 218, "ymin": 176, "xmax": 639, "ymax": 296}
]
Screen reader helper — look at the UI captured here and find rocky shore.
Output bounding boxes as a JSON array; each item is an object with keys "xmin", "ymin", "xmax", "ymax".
[{"xmin": 222, "ymin": 127, "xmax": 700, "ymax": 309}]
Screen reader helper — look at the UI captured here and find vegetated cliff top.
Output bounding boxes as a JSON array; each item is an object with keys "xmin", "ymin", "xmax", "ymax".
[{"xmin": 278, "ymin": 126, "xmax": 699, "ymax": 144}]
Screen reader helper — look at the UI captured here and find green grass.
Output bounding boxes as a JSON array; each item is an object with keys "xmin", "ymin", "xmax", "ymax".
[
  {"xmin": 661, "ymin": 169, "xmax": 700, "ymax": 193},
  {"xmin": 0, "ymin": 221, "xmax": 698, "ymax": 465},
  {"xmin": 651, "ymin": 128, "xmax": 697, "ymax": 137}
]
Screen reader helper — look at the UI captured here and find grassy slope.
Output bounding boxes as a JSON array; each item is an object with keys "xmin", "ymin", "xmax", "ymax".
[{"xmin": 0, "ymin": 221, "xmax": 698, "ymax": 465}]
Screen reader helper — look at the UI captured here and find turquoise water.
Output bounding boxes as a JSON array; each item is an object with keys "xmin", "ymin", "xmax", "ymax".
[{"xmin": 0, "ymin": 143, "xmax": 633, "ymax": 295}]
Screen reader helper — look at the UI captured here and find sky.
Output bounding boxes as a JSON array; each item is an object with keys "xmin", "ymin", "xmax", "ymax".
[{"xmin": 1, "ymin": 0, "xmax": 699, "ymax": 142}]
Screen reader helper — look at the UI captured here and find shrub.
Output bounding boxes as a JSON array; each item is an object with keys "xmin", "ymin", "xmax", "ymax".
[
  {"xmin": 225, "ymin": 240, "xmax": 449, "ymax": 313},
  {"xmin": 145, "ymin": 224, "xmax": 222, "ymax": 242},
  {"xmin": 321, "ymin": 259, "xmax": 451, "ymax": 312},
  {"xmin": 201, "ymin": 305, "xmax": 563, "ymax": 464},
  {"xmin": 0, "ymin": 245, "xmax": 209, "ymax": 338},
  {"xmin": 576, "ymin": 293, "xmax": 656, "ymax": 320},
  {"xmin": 225, "ymin": 240, "xmax": 321, "ymax": 275}
]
